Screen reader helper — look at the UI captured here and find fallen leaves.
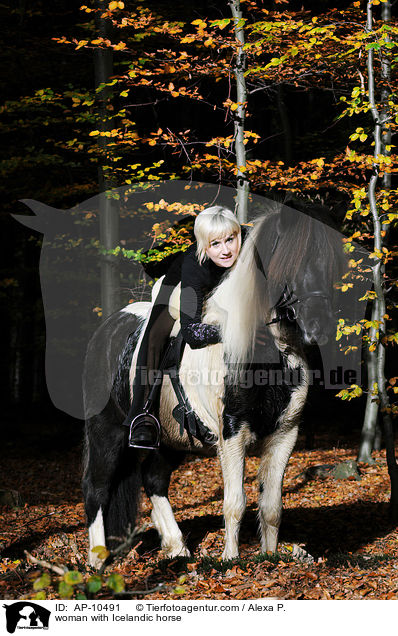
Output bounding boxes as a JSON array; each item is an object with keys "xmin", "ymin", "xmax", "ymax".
[{"xmin": 1, "ymin": 438, "xmax": 398, "ymax": 600}]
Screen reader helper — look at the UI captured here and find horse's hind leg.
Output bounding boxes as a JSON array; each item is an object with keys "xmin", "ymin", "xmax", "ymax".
[
  {"xmin": 258, "ymin": 424, "xmax": 298, "ymax": 553},
  {"xmin": 83, "ymin": 405, "xmax": 130, "ymax": 568},
  {"xmin": 142, "ymin": 448, "xmax": 190, "ymax": 558},
  {"xmin": 218, "ymin": 428, "xmax": 247, "ymax": 560}
]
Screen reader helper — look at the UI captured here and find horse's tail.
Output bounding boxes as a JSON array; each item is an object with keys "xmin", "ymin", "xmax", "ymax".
[{"xmin": 103, "ymin": 445, "xmax": 143, "ymax": 549}]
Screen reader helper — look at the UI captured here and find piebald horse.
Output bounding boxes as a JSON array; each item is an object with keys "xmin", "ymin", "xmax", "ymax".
[{"xmin": 83, "ymin": 201, "xmax": 345, "ymax": 567}]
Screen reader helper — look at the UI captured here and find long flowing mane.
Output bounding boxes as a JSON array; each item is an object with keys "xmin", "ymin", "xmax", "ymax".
[{"xmin": 204, "ymin": 200, "xmax": 345, "ymax": 368}]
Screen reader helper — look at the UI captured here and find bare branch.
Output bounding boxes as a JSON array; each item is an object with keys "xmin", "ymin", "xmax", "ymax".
[{"xmin": 24, "ymin": 550, "xmax": 67, "ymax": 576}]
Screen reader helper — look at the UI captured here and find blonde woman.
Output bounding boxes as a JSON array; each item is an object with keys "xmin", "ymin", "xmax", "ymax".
[{"xmin": 126, "ymin": 206, "xmax": 245, "ymax": 448}]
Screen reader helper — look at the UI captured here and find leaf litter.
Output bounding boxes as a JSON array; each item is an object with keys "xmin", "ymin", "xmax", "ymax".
[{"xmin": 1, "ymin": 436, "xmax": 398, "ymax": 600}]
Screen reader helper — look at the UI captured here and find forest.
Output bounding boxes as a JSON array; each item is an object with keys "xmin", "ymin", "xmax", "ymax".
[{"xmin": 0, "ymin": 0, "xmax": 397, "ymax": 606}]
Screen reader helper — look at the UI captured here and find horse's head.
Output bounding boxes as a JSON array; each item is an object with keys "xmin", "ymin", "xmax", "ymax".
[
  {"xmin": 279, "ymin": 272, "xmax": 334, "ymax": 347},
  {"xmin": 255, "ymin": 201, "xmax": 346, "ymax": 347}
]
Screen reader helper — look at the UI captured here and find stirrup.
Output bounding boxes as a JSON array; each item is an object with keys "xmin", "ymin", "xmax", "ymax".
[{"xmin": 128, "ymin": 410, "xmax": 161, "ymax": 450}]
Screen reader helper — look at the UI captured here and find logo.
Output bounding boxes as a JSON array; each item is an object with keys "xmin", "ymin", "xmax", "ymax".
[{"xmin": 3, "ymin": 602, "xmax": 51, "ymax": 633}]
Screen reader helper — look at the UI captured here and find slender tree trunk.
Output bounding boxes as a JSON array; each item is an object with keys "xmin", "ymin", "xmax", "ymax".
[
  {"xmin": 358, "ymin": 304, "xmax": 378, "ymax": 463},
  {"xmin": 357, "ymin": 0, "xmax": 392, "ymax": 464},
  {"xmin": 94, "ymin": 1, "xmax": 120, "ymax": 318},
  {"xmin": 229, "ymin": 0, "xmax": 249, "ymax": 223},
  {"xmin": 277, "ymin": 84, "xmax": 292, "ymax": 164},
  {"xmin": 365, "ymin": 0, "xmax": 398, "ymax": 521}
]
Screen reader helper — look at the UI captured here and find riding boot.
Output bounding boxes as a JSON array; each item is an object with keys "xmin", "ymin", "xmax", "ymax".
[
  {"xmin": 125, "ymin": 368, "xmax": 164, "ymax": 449},
  {"xmin": 128, "ymin": 409, "xmax": 161, "ymax": 449},
  {"xmin": 124, "ymin": 305, "xmax": 176, "ymax": 449}
]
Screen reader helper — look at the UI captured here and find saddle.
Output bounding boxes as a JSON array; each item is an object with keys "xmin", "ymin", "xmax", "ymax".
[{"xmin": 127, "ymin": 331, "xmax": 217, "ymax": 447}]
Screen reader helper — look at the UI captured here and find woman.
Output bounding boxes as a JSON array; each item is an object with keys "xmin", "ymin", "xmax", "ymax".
[{"xmin": 125, "ymin": 205, "xmax": 244, "ymax": 448}]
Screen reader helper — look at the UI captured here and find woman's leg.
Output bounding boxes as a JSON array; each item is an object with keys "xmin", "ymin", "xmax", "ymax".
[{"xmin": 125, "ymin": 306, "xmax": 175, "ymax": 447}]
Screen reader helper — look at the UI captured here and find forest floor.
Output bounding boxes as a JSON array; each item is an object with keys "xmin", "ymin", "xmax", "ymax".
[{"xmin": 1, "ymin": 427, "xmax": 398, "ymax": 601}]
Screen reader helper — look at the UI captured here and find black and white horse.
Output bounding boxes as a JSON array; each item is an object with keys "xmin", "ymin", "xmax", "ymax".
[{"xmin": 83, "ymin": 201, "xmax": 346, "ymax": 567}]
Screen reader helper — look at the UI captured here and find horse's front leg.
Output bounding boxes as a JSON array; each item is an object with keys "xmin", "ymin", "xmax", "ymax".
[
  {"xmin": 218, "ymin": 424, "xmax": 247, "ymax": 560},
  {"xmin": 258, "ymin": 424, "xmax": 298, "ymax": 553}
]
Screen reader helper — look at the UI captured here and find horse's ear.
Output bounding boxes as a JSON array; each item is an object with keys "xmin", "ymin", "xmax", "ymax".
[{"xmin": 12, "ymin": 199, "xmax": 69, "ymax": 234}]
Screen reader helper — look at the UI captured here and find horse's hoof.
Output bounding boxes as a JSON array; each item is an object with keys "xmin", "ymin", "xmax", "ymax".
[
  {"xmin": 221, "ymin": 549, "xmax": 239, "ymax": 561},
  {"xmin": 88, "ymin": 554, "xmax": 106, "ymax": 570},
  {"xmin": 162, "ymin": 545, "xmax": 191, "ymax": 559}
]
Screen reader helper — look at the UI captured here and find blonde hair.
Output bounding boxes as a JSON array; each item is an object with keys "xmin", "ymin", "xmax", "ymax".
[{"xmin": 194, "ymin": 206, "xmax": 241, "ymax": 264}]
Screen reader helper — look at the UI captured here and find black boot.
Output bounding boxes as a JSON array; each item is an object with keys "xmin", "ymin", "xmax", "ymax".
[{"xmin": 128, "ymin": 411, "xmax": 161, "ymax": 449}]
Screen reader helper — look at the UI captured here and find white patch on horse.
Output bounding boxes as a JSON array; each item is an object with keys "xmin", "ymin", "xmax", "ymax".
[
  {"xmin": 88, "ymin": 507, "xmax": 106, "ymax": 568},
  {"xmin": 121, "ymin": 301, "xmax": 150, "ymax": 319},
  {"xmin": 257, "ymin": 425, "xmax": 298, "ymax": 553},
  {"xmin": 218, "ymin": 424, "xmax": 253, "ymax": 560},
  {"xmin": 257, "ymin": 363, "xmax": 309, "ymax": 553},
  {"xmin": 150, "ymin": 495, "xmax": 190, "ymax": 558},
  {"xmin": 179, "ymin": 342, "xmax": 224, "ymax": 438}
]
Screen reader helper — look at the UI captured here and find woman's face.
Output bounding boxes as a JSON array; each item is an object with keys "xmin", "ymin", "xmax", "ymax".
[{"xmin": 205, "ymin": 232, "xmax": 240, "ymax": 268}]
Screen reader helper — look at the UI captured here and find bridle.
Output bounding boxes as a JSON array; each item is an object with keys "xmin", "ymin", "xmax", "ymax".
[{"xmin": 265, "ymin": 287, "xmax": 331, "ymax": 326}]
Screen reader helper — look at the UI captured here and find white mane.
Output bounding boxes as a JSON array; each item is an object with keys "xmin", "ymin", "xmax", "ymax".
[{"xmin": 204, "ymin": 214, "xmax": 274, "ymax": 368}]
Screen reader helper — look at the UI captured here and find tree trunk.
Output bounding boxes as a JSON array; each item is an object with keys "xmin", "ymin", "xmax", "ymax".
[
  {"xmin": 277, "ymin": 84, "xmax": 292, "ymax": 164},
  {"xmin": 365, "ymin": 0, "xmax": 398, "ymax": 521},
  {"xmin": 94, "ymin": 1, "xmax": 120, "ymax": 319},
  {"xmin": 357, "ymin": 313, "xmax": 378, "ymax": 463},
  {"xmin": 229, "ymin": 0, "xmax": 249, "ymax": 223}
]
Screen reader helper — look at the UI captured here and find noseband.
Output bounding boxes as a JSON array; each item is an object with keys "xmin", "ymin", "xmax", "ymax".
[{"xmin": 266, "ymin": 288, "xmax": 331, "ymax": 326}]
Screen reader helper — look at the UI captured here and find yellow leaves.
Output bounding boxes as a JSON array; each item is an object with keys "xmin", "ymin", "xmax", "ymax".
[
  {"xmin": 350, "ymin": 128, "xmax": 368, "ymax": 143},
  {"xmin": 210, "ymin": 18, "xmax": 231, "ymax": 30},
  {"xmin": 113, "ymin": 42, "xmax": 127, "ymax": 51},
  {"xmin": 336, "ymin": 318, "xmax": 362, "ymax": 341},
  {"xmin": 336, "ymin": 385, "xmax": 363, "ymax": 401},
  {"xmin": 268, "ymin": 57, "xmax": 282, "ymax": 67},
  {"xmin": 167, "ymin": 82, "xmax": 180, "ymax": 97},
  {"xmin": 108, "ymin": 1, "xmax": 124, "ymax": 10},
  {"xmin": 223, "ymin": 99, "xmax": 247, "ymax": 112},
  {"xmin": 369, "ymin": 248, "xmax": 384, "ymax": 260},
  {"xmin": 348, "ymin": 258, "xmax": 363, "ymax": 269},
  {"xmin": 75, "ymin": 40, "xmax": 88, "ymax": 50},
  {"xmin": 180, "ymin": 35, "xmax": 195, "ymax": 44},
  {"xmin": 191, "ymin": 19, "xmax": 207, "ymax": 28},
  {"xmin": 205, "ymin": 136, "xmax": 233, "ymax": 149},
  {"xmin": 359, "ymin": 290, "xmax": 377, "ymax": 301},
  {"xmin": 91, "ymin": 545, "xmax": 109, "ymax": 560}
]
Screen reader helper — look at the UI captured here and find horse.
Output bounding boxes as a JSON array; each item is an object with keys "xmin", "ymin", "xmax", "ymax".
[{"xmin": 82, "ymin": 200, "xmax": 346, "ymax": 568}]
